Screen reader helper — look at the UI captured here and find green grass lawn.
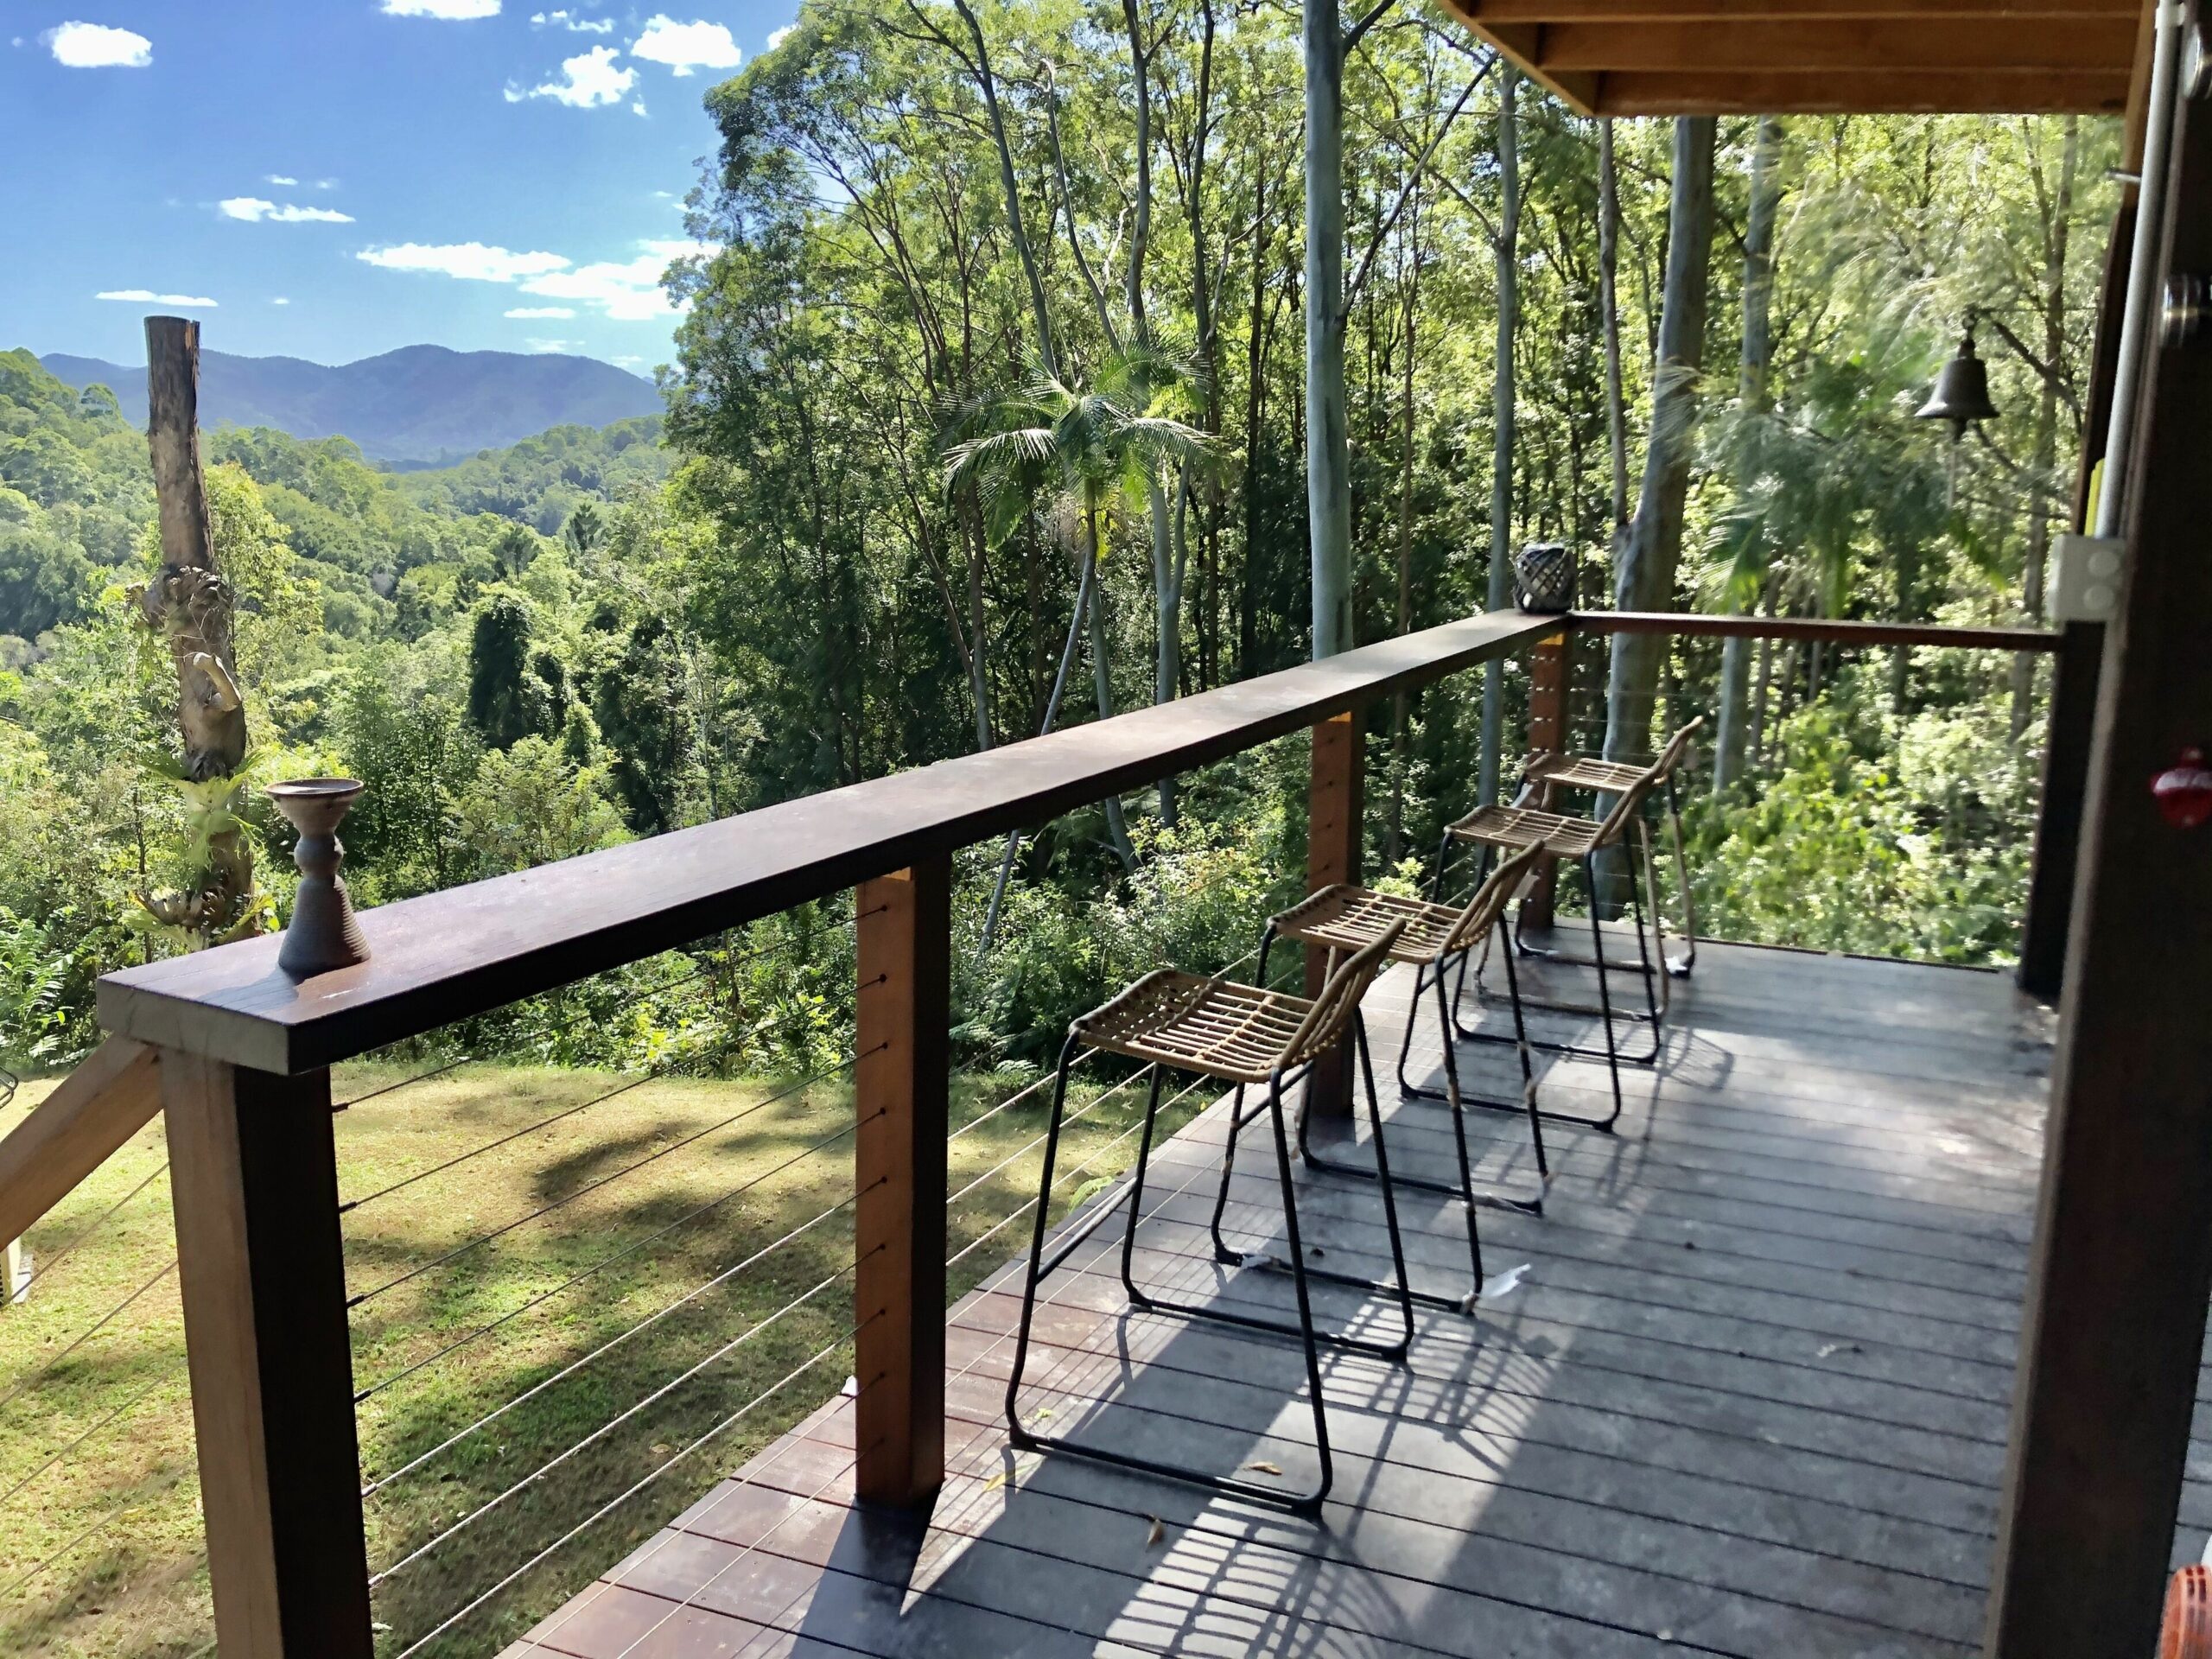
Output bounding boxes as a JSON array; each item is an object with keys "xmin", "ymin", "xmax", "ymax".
[{"xmin": 0, "ymin": 1053, "xmax": 1203, "ymax": 1657}]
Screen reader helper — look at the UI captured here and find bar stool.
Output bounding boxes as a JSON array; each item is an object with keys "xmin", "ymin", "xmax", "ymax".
[
  {"xmin": 1519, "ymin": 716, "xmax": 1705, "ymax": 990},
  {"xmin": 1247, "ymin": 844, "xmax": 1547, "ymax": 1313},
  {"xmin": 1433, "ymin": 762, "xmax": 1664, "ymax": 1128},
  {"xmin": 1005, "ymin": 919, "xmax": 1415, "ymax": 1517}
]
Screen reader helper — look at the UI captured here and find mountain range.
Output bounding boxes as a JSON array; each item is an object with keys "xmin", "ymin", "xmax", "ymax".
[{"xmin": 38, "ymin": 345, "xmax": 663, "ymax": 467}]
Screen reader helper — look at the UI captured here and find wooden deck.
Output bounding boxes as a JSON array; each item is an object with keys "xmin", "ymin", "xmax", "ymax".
[{"xmin": 498, "ymin": 934, "xmax": 2190, "ymax": 1659}]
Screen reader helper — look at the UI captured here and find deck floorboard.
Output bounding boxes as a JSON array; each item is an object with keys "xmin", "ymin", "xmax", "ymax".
[{"xmin": 506, "ymin": 933, "xmax": 2212, "ymax": 1657}]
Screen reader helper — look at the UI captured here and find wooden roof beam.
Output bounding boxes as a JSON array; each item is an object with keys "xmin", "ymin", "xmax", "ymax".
[
  {"xmin": 1596, "ymin": 67, "xmax": 2131, "ymax": 111},
  {"xmin": 1466, "ymin": 0, "xmax": 2133, "ymax": 17},
  {"xmin": 1535, "ymin": 17, "xmax": 2137, "ymax": 71}
]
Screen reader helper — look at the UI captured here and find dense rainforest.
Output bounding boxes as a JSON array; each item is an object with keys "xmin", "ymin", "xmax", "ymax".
[{"xmin": 0, "ymin": 0, "xmax": 2115, "ymax": 1079}]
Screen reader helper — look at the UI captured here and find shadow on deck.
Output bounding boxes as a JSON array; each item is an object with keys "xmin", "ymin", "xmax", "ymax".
[{"xmin": 506, "ymin": 936, "xmax": 2076, "ymax": 1658}]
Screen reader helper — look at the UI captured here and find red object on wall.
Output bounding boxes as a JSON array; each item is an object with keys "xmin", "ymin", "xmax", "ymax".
[
  {"xmin": 2163, "ymin": 1565, "xmax": 2212, "ymax": 1659},
  {"xmin": 2152, "ymin": 747, "xmax": 2212, "ymax": 830}
]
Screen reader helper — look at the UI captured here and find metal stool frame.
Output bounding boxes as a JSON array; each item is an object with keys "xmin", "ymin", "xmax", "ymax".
[
  {"xmin": 1513, "ymin": 717, "xmax": 1705, "ymax": 991},
  {"xmin": 1006, "ymin": 923, "xmax": 1416, "ymax": 1518},
  {"xmin": 1242, "ymin": 846, "xmax": 1548, "ymax": 1317},
  {"xmin": 1432, "ymin": 766, "xmax": 1662, "ymax": 1120}
]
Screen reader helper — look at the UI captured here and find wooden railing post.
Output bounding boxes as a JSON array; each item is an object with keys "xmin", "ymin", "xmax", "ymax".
[
  {"xmin": 853, "ymin": 857, "xmax": 950, "ymax": 1507},
  {"xmin": 162, "ymin": 1053, "xmax": 372, "ymax": 1659},
  {"xmin": 1306, "ymin": 710, "xmax": 1364, "ymax": 1117},
  {"xmin": 1520, "ymin": 632, "xmax": 1569, "ymax": 931},
  {"xmin": 2017, "ymin": 620, "xmax": 2102, "ymax": 998}
]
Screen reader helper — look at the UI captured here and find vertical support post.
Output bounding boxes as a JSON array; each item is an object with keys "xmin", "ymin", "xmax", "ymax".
[
  {"xmin": 853, "ymin": 857, "xmax": 950, "ymax": 1508},
  {"xmin": 2016, "ymin": 621, "xmax": 2101, "ymax": 998},
  {"xmin": 1985, "ymin": 38, "xmax": 2212, "ymax": 1656},
  {"xmin": 1520, "ymin": 632, "xmax": 1569, "ymax": 931},
  {"xmin": 1306, "ymin": 709, "xmax": 1363, "ymax": 1116},
  {"xmin": 163, "ymin": 1054, "xmax": 372, "ymax": 1659}
]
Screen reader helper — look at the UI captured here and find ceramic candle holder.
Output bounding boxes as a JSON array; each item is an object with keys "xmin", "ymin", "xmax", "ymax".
[{"xmin": 268, "ymin": 778, "xmax": 370, "ymax": 977}]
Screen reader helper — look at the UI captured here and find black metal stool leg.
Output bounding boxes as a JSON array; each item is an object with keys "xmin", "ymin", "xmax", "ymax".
[
  {"xmin": 1006, "ymin": 1033, "xmax": 1082, "ymax": 1433},
  {"xmin": 1664, "ymin": 773, "xmax": 1698, "ymax": 977},
  {"xmin": 1494, "ymin": 920, "xmax": 1554, "ymax": 1192},
  {"xmin": 1119, "ymin": 1064, "xmax": 1171, "ymax": 1306},
  {"xmin": 1265, "ymin": 1071, "xmax": 1336, "ymax": 1516},
  {"xmin": 1008, "ymin": 1046, "xmax": 1342, "ymax": 1516},
  {"xmin": 1351, "ymin": 1014, "xmax": 1421, "ymax": 1338},
  {"xmin": 1209, "ymin": 1083, "xmax": 1254, "ymax": 1262}
]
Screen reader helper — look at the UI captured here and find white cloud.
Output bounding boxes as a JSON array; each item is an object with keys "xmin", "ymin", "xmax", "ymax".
[
  {"xmin": 358, "ymin": 242, "xmax": 571, "ymax": 283},
  {"xmin": 631, "ymin": 99, "xmax": 647, "ymax": 116},
  {"xmin": 315, "ymin": 177, "xmax": 340, "ymax": 190},
  {"xmin": 357, "ymin": 236, "xmax": 709, "ymax": 321},
  {"xmin": 381, "ymin": 0, "xmax": 499, "ymax": 16},
  {"xmin": 518, "ymin": 239, "xmax": 714, "ymax": 321},
  {"xmin": 44, "ymin": 22, "xmax": 151, "ymax": 67},
  {"xmin": 531, "ymin": 9, "xmax": 613, "ymax": 30},
  {"xmin": 525, "ymin": 337, "xmax": 575, "ymax": 353},
  {"xmin": 766, "ymin": 24, "xmax": 795, "ymax": 48},
  {"xmin": 97, "ymin": 289, "xmax": 217, "ymax": 307},
  {"xmin": 267, "ymin": 173, "xmax": 299, "ymax": 186},
  {"xmin": 516, "ymin": 43, "xmax": 634, "ymax": 106},
  {"xmin": 271, "ymin": 296, "xmax": 291, "ymax": 306},
  {"xmin": 629, "ymin": 16, "xmax": 740, "ymax": 75},
  {"xmin": 220, "ymin": 197, "xmax": 355, "ymax": 224},
  {"xmin": 614, "ymin": 354, "xmax": 645, "ymax": 366}
]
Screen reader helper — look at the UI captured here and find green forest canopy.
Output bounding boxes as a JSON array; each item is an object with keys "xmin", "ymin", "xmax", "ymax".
[{"xmin": 0, "ymin": 0, "xmax": 2115, "ymax": 1071}]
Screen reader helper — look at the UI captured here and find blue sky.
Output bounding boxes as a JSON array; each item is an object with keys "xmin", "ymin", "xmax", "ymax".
[{"xmin": 2, "ymin": 2, "xmax": 795, "ymax": 377}]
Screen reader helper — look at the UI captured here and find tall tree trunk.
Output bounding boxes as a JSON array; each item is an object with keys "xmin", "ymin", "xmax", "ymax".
[
  {"xmin": 1305, "ymin": 0, "xmax": 1353, "ymax": 658},
  {"xmin": 1606, "ymin": 117, "xmax": 1718, "ymax": 766},
  {"xmin": 1241, "ymin": 181, "xmax": 1269, "ymax": 682},
  {"xmin": 1478, "ymin": 67, "xmax": 1522, "ymax": 806},
  {"xmin": 1387, "ymin": 192, "xmax": 1420, "ymax": 866},
  {"xmin": 137, "ymin": 316, "xmax": 256, "ymax": 947},
  {"xmin": 950, "ymin": 0, "xmax": 1058, "ymax": 380},
  {"xmin": 1599, "ymin": 118, "xmax": 1629, "ymax": 534},
  {"xmin": 1602, "ymin": 118, "xmax": 1716, "ymax": 903},
  {"xmin": 2011, "ymin": 114, "xmax": 2078, "ymax": 740},
  {"xmin": 1714, "ymin": 115, "xmax": 1783, "ymax": 793}
]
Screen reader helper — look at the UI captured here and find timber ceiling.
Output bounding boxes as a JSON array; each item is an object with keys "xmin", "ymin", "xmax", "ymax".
[{"xmin": 1433, "ymin": 0, "xmax": 2141, "ymax": 115}]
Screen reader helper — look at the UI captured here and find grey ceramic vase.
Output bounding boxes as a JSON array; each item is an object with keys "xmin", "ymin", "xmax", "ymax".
[
  {"xmin": 269, "ymin": 778, "xmax": 370, "ymax": 977},
  {"xmin": 1513, "ymin": 542, "xmax": 1576, "ymax": 613}
]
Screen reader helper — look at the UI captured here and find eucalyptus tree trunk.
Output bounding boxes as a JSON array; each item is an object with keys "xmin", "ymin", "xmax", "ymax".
[
  {"xmin": 1387, "ymin": 192, "xmax": 1420, "ymax": 865},
  {"xmin": 1477, "ymin": 67, "xmax": 1522, "ymax": 807},
  {"xmin": 950, "ymin": 0, "xmax": 1058, "ymax": 381},
  {"xmin": 1598, "ymin": 118, "xmax": 1629, "ymax": 534},
  {"xmin": 1304, "ymin": 0, "xmax": 1353, "ymax": 659},
  {"xmin": 2011, "ymin": 113, "xmax": 2078, "ymax": 741},
  {"xmin": 137, "ymin": 316, "xmax": 257, "ymax": 947},
  {"xmin": 1602, "ymin": 118, "xmax": 1716, "ymax": 901},
  {"xmin": 1122, "ymin": 0, "xmax": 1183, "ymax": 823},
  {"xmin": 1713, "ymin": 115, "xmax": 1783, "ymax": 794}
]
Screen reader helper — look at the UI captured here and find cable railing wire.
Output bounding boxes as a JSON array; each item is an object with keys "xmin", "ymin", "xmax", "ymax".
[
  {"xmin": 369, "ymin": 1237, "xmax": 875, "ymax": 1590},
  {"xmin": 386, "ymin": 1317, "xmax": 877, "ymax": 1657},
  {"xmin": 353, "ymin": 1099, "xmax": 869, "ymax": 1405},
  {"xmin": 0, "ymin": 1371, "xmax": 170, "ymax": 1510},
  {"xmin": 0, "ymin": 1256, "xmax": 176, "ymax": 1420},
  {"xmin": 946, "ymin": 1069, "xmax": 1211, "ymax": 1273},
  {"xmin": 346, "ymin": 1046, "xmax": 880, "ymax": 1311},
  {"xmin": 943, "ymin": 1061, "xmax": 1160, "ymax": 1214},
  {"xmin": 363, "ymin": 1171, "xmax": 875, "ymax": 1496},
  {"xmin": 16, "ymin": 1159, "xmax": 168, "ymax": 1295}
]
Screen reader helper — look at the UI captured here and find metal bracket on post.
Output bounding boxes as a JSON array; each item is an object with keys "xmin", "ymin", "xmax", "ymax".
[{"xmin": 2050, "ymin": 535, "xmax": 2126, "ymax": 624}]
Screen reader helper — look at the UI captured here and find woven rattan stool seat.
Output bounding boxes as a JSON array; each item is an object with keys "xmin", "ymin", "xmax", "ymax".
[
  {"xmin": 1073, "ymin": 973, "xmax": 1323, "ymax": 1085},
  {"xmin": 1526, "ymin": 754, "xmax": 1645, "ymax": 793},
  {"xmin": 1447, "ymin": 803, "xmax": 1608, "ymax": 858}
]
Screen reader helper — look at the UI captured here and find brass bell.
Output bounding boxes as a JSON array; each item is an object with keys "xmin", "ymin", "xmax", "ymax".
[{"xmin": 1916, "ymin": 321, "xmax": 1999, "ymax": 440}]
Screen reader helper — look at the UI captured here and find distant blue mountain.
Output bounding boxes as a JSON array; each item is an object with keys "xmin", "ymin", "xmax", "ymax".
[{"xmin": 39, "ymin": 344, "xmax": 662, "ymax": 467}]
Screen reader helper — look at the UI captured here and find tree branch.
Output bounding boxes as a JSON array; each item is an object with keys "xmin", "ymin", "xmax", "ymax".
[
  {"xmin": 1343, "ymin": 0, "xmax": 1400, "ymax": 54},
  {"xmin": 1341, "ymin": 61, "xmax": 1492, "ymax": 321}
]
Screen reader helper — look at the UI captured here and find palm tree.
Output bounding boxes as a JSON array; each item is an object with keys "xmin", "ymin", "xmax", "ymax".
[{"xmin": 944, "ymin": 353, "xmax": 1217, "ymax": 950}]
